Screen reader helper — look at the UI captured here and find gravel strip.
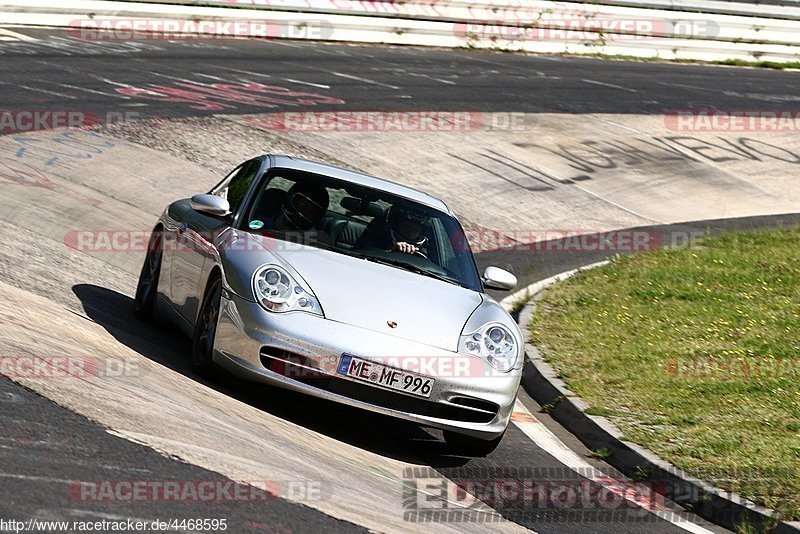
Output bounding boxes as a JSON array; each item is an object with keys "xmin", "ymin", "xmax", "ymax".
[{"xmin": 93, "ymin": 115, "xmax": 365, "ymax": 177}]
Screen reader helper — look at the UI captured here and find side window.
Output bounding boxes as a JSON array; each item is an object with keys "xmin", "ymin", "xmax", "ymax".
[
  {"xmin": 211, "ymin": 159, "xmax": 261, "ymax": 214},
  {"xmin": 210, "ymin": 164, "xmax": 242, "ymax": 198},
  {"xmin": 226, "ymin": 160, "xmax": 261, "ymax": 214},
  {"xmin": 243, "ymin": 175, "xmax": 296, "ymax": 228},
  {"xmin": 431, "ymin": 219, "xmax": 459, "ymax": 274}
]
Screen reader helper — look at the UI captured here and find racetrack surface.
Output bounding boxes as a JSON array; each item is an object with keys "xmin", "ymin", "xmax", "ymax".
[
  {"xmin": 0, "ymin": 129, "xmax": 695, "ymax": 534},
  {"xmin": 0, "ymin": 376, "xmax": 367, "ymax": 533},
  {"xmin": 1, "ymin": 26, "xmax": 798, "ymax": 533},
  {"xmin": 0, "ymin": 27, "xmax": 799, "ymax": 117}
]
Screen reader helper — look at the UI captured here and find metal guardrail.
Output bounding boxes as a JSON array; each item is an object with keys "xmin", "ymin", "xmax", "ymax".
[
  {"xmin": 128, "ymin": 0, "xmax": 800, "ymax": 21},
  {"xmin": 0, "ymin": 0, "xmax": 798, "ymax": 63}
]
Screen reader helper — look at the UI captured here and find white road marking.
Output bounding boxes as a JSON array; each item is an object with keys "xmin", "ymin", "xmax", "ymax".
[
  {"xmin": 509, "ymin": 158, "xmax": 662, "ymax": 224},
  {"xmin": 17, "ymin": 85, "xmax": 78, "ymax": 99},
  {"xmin": 282, "ymin": 77, "xmax": 330, "ymax": 89},
  {"xmin": 90, "ymin": 76, "xmax": 139, "ymax": 90},
  {"xmin": 193, "ymin": 72, "xmax": 229, "ymax": 82},
  {"xmin": 0, "ymin": 392, "xmax": 23, "ymax": 403},
  {"xmin": 149, "ymin": 72, "xmax": 211, "ymax": 85},
  {"xmin": 581, "ymin": 79, "xmax": 638, "ymax": 93},
  {"xmin": 511, "ymin": 401, "xmax": 717, "ymax": 533},
  {"xmin": 536, "ymin": 71, "xmax": 561, "ymax": 80},
  {"xmin": 58, "ymin": 84, "xmax": 131, "ymax": 99},
  {"xmin": 723, "ymin": 90, "xmax": 800, "ymax": 102},
  {"xmin": 571, "ymin": 181, "xmax": 663, "ymax": 223},
  {"xmin": 0, "ymin": 28, "xmax": 38, "ymax": 41},
  {"xmin": 209, "ymin": 65, "xmax": 274, "ymax": 81},
  {"xmin": 411, "ymin": 73, "xmax": 457, "ymax": 85},
  {"xmin": 66, "ymin": 510, "xmax": 151, "ymax": 523},
  {"xmin": 654, "ymin": 81, "xmax": 709, "ymax": 92},
  {"xmin": 270, "ymin": 40, "xmax": 304, "ymax": 48},
  {"xmin": 656, "ymin": 80, "xmax": 800, "ymax": 102},
  {"xmin": 330, "ymin": 71, "xmax": 400, "ymax": 90},
  {"xmin": 0, "ymin": 472, "xmax": 73, "ymax": 484},
  {"xmin": 307, "ymin": 45, "xmax": 340, "ymax": 56},
  {"xmin": 381, "ymin": 69, "xmax": 458, "ymax": 86}
]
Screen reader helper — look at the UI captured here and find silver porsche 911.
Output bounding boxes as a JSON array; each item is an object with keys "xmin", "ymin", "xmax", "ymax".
[{"xmin": 134, "ymin": 155, "xmax": 523, "ymax": 456}]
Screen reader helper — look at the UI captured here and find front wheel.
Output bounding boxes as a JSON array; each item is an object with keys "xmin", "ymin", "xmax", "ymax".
[
  {"xmin": 444, "ymin": 430, "xmax": 504, "ymax": 457},
  {"xmin": 133, "ymin": 230, "xmax": 162, "ymax": 321},
  {"xmin": 192, "ymin": 276, "xmax": 222, "ymax": 378}
]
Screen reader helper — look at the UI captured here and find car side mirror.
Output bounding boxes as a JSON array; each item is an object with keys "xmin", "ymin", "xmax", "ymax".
[
  {"xmin": 482, "ymin": 266, "xmax": 517, "ymax": 291},
  {"xmin": 191, "ymin": 194, "xmax": 231, "ymax": 217}
]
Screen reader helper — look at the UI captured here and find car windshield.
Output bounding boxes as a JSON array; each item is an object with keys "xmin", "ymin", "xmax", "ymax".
[{"xmin": 240, "ymin": 168, "xmax": 482, "ymax": 292}]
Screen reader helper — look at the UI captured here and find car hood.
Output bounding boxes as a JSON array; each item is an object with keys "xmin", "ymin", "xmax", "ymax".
[{"xmin": 279, "ymin": 246, "xmax": 482, "ymax": 352}]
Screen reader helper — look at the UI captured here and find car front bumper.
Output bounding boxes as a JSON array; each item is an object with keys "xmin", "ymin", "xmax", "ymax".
[{"xmin": 214, "ymin": 291, "xmax": 522, "ymax": 439}]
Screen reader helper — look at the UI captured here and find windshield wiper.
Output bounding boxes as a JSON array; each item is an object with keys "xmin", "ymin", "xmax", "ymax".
[{"xmin": 361, "ymin": 255, "xmax": 460, "ymax": 286}]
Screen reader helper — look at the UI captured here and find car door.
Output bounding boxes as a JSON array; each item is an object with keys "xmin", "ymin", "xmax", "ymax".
[{"xmin": 171, "ymin": 158, "xmax": 263, "ymax": 327}]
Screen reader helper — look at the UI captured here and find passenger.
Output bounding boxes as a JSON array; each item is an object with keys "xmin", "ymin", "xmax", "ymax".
[
  {"xmin": 251, "ymin": 182, "xmax": 330, "ymax": 247},
  {"xmin": 278, "ymin": 182, "xmax": 329, "ymax": 231}
]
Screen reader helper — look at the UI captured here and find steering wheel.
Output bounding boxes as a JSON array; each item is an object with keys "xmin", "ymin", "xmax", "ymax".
[{"xmin": 412, "ymin": 249, "xmax": 429, "ymax": 260}]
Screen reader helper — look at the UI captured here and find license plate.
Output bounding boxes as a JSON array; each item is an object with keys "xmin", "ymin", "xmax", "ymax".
[{"xmin": 337, "ymin": 354, "xmax": 434, "ymax": 398}]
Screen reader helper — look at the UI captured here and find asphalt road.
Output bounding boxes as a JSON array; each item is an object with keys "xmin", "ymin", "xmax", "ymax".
[
  {"xmin": 0, "ymin": 376, "xmax": 367, "ymax": 533},
  {"xmin": 2, "ymin": 26, "xmax": 799, "ymax": 534},
  {"xmin": 0, "ymin": 27, "xmax": 799, "ymax": 121}
]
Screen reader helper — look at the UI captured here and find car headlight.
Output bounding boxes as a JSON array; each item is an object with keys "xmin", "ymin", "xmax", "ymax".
[
  {"xmin": 458, "ymin": 323, "xmax": 517, "ymax": 372},
  {"xmin": 253, "ymin": 265, "xmax": 322, "ymax": 315}
]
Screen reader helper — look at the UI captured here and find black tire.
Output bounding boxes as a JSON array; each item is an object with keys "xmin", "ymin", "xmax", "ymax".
[
  {"xmin": 192, "ymin": 275, "xmax": 222, "ymax": 377},
  {"xmin": 133, "ymin": 230, "xmax": 162, "ymax": 321},
  {"xmin": 444, "ymin": 430, "xmax": 504, "ymax": 457}
]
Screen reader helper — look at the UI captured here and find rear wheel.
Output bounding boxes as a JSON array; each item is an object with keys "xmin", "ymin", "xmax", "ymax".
[
  {"xmin": 192, "ymin": 275, "xmax": 222, "ymax": 377},
  {"xmin": 133, "ymin": 230, "xmax": 162, "ymax": 321},
  {"xmin": 444, "ymin": 430, "xmax": 504, "ymax": 457}
]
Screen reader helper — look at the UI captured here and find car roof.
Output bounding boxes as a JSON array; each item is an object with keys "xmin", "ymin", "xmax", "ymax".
[{"xmin": 267, "ymin": 155, "xmax": 452, "ymax": 214}]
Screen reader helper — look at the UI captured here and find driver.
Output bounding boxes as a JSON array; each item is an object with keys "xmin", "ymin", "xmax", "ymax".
[
  {"xmin": 356, "ymin": 204, "xmax": 429, "ymax": 255},
  {"xmin": 277, "ymin": 182, "xmax": 329, "ymax": 232}
]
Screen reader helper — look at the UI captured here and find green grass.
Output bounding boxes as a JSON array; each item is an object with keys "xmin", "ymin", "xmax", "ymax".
[
  {"xmin": 714, "ymin": 58, "xmax": 800, "ymax": 70},
  {"xmin": 530, "ymin": 227, "xmax": 800, "ymax": 520},
  {"xmin": 588, "ymin": 447, "xmax": 612, "ymax": 460},
  {"xmin": 510, "ymin": 289, "xmax": 532, "ymax": 316},
  {"xmin": 579, "ymin": 53, "xmax": 800, "ymax": 70}
]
